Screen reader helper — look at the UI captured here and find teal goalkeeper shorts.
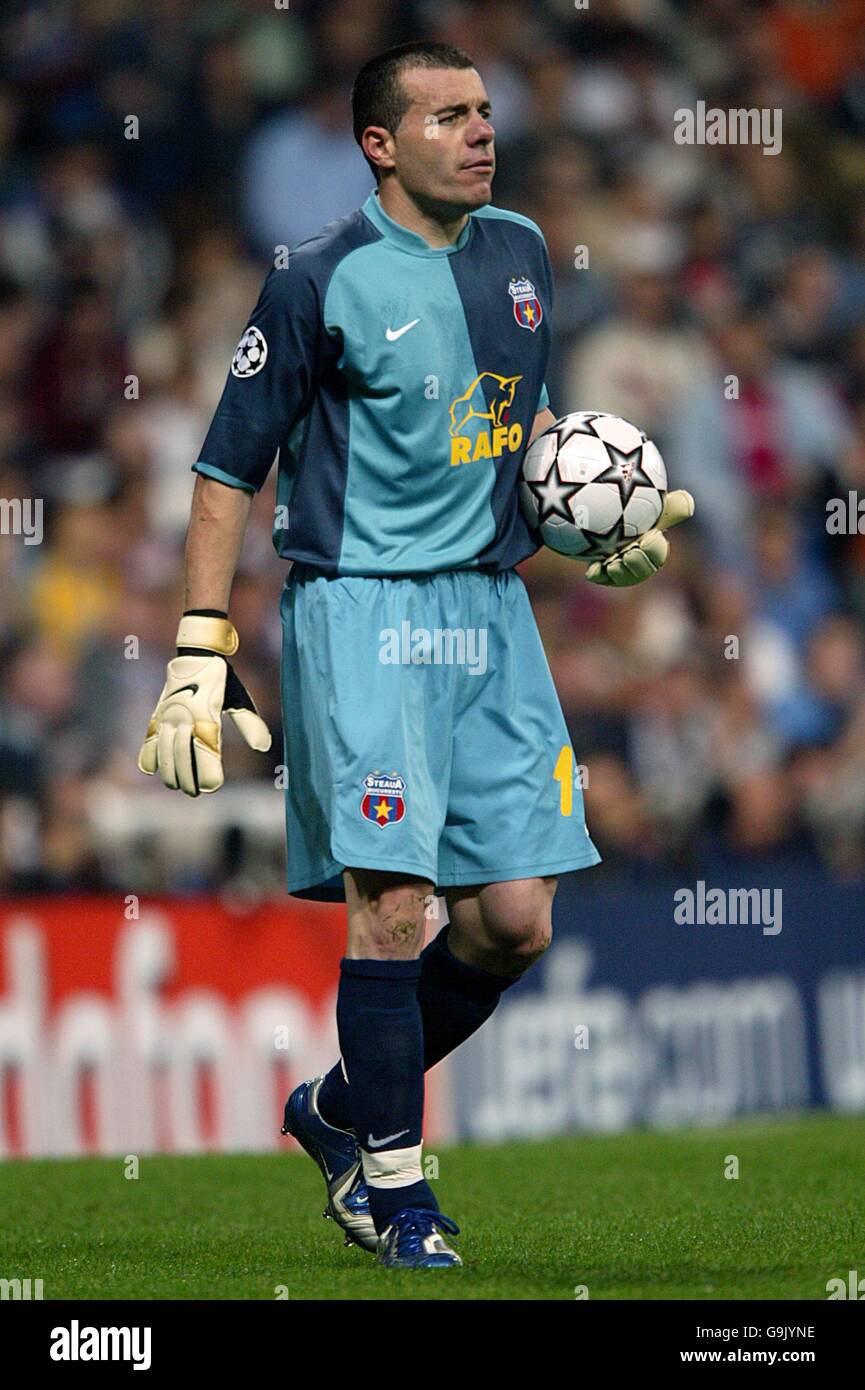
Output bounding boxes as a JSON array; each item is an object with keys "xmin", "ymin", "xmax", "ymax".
[{"xmin": 280, "ymin": 566, "xmax": 601, "ymax": 900}]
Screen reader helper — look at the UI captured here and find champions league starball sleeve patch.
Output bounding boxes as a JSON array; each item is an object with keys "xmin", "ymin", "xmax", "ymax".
[{"xmin": 231, "ymin": 325, "xmax": 268, "ymax": 377}]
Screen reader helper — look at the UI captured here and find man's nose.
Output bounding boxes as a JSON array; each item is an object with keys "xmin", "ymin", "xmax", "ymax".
[{"xmin": 467, "ymin": 115, "xmax": 494, "ymax": 144}]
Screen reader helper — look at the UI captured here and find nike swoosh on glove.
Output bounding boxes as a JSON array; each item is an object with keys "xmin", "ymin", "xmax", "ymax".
[
  {"xmin": 584, "ymin": 489, "xmax": 695, "ymax": 587},
  {"xmin": 137, "ymin": 613, "xmax": 272, "ymax": 796}
]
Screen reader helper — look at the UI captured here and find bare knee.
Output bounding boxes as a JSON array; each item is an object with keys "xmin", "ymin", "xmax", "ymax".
[
  {"xmin": 345, "ymin": 869, "xmax": 432, "ymax": 960},
  {"xmin": 449, "ymin": 877, "xmax": 556, "ymax": 978},
  {"xmin": 483, "ymin": 913, "xmax": 552, "ymax": 975}
]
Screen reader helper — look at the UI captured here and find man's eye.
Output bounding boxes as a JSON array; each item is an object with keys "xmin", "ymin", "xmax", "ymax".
[{"xmin": 439, "ymin": 114, "xmax": 457, "ymax": 124}]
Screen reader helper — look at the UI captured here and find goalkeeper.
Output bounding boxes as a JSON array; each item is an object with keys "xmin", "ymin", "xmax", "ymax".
[{"xmin": 139, "ymin": 39, "xmax": 693, "ymax": 1269}]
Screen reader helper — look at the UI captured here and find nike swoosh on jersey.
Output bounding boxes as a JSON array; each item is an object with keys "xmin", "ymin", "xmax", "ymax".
[
  {"xmin": 385, "ymin": 319, "xmax": 420, "ymax": 341},
  {"xmin": 171, "ymin": 683, "xmax": 200, "ymax": 697},
  {"xmin": 366, "ymin": 1128, "xmax": 410, "ymax": 1149}
]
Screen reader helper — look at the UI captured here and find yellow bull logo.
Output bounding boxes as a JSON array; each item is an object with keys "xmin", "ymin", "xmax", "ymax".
[{"xmin": 448, "ymin": 372, "xmax": 524, "ymax": 467}]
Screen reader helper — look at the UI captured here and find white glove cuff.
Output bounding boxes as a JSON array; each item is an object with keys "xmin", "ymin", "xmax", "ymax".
[{"xmin": 175, "ymin": 614, "xmax": 239, "ymax": 656}]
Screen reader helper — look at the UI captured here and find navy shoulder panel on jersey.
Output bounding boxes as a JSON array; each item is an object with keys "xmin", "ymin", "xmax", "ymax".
[
  {"xmin": 194, "ymin": 208, "xmax": 381, "ymax": 494},
  {"xmin": 471, "ymin": 203, "xmax": 554, "ymax": 309},
  {"xmin": 471, "ymin": 203, "xmax": 548, "ymax": 240},
  {"xmin": 446, "ymin": 203, "xmax": 552, "ymax": 570}
]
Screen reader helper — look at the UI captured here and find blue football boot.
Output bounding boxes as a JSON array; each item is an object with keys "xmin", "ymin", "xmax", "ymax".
[
  {"xmin": 281, "ymin": 1076, "xmax": 377, "ymax": 1252},
  {"xmin": 376, "ymin": 1207, "xmax": 463, "ymax": 1269}
]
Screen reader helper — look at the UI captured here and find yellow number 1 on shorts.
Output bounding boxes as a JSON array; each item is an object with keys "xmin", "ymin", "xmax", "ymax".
[{"xmin": 554, "ymin": 745, "xmax": 573, "ymax": 817}]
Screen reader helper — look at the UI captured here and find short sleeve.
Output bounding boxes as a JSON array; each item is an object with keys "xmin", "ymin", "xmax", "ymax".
[{"xmin": 194, "ymin": 264, "xmax": 323, "ymax": 493}]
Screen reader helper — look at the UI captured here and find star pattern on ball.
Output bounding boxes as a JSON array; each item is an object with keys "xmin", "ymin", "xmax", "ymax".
[
  {"xmin": 593, "ymin": 443, "xmax": 656, "ymax": 505},
  {"xmin": 551, "ymin": 412, "xmax": 605, "ymax": 449},
  {"xmin": 579, "ymin": 514, "xmax": 629, "ymax": 554},
  {"xmin": 526, "ymin": 457, "xmax": 584, "ymax": 524}
]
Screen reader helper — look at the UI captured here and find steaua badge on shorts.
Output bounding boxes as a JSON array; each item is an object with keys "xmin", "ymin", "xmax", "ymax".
[{"xmin": 361, "ymin": 771, "xmax": 406, "ymax": 828}]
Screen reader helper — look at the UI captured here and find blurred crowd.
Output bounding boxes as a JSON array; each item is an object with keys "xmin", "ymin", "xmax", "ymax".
[{"xmin": 1, "ymin": 0, "xmax": 865, "ymax": 892}]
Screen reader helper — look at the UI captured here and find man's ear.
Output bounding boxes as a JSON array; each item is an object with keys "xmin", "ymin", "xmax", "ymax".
[{"xmin": 362, "ymin": 126, "xmax": 396, "ymax": 178}]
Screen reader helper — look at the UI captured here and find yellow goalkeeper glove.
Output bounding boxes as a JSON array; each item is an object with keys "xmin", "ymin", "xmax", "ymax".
[
  {"xmin": 584, "ymin": 489, "xmax": 695, "ymax": 587},
  {"xmin": 137, "ymin": 611, "xmax": 272, "ymax": 796}
]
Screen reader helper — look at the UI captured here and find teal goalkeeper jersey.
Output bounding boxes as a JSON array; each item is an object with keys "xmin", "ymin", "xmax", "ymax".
[{"xmin": 194, "ymin": 189, "xmax": 552, "ymax": 576}]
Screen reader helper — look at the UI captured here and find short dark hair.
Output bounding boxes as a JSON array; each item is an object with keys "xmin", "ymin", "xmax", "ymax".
[{"xmin": 352, "ymin": 41, "xmax": 476, "ymax": 182}]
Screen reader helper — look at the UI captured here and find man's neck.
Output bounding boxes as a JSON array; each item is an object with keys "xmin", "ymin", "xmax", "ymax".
[{"xmin": 376, "ymin": 180, "xmax": 470, "ymax": 249}]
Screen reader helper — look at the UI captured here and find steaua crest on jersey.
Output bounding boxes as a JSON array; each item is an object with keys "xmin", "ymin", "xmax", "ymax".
[
  {"xmin": 509, "ymin": 277, "xmax": 543, "ymax": 333},
  {"xmin": 360, "ymin": 771, "xmax": 407, "ymax": 828}
]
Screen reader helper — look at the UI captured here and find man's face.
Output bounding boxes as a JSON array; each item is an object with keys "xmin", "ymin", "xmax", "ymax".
[{"xmin": 373, "ymin": 65, "xmax": 495, "ymax": 211}]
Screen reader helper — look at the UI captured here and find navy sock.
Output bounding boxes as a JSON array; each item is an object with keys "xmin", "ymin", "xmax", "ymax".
[
  {"xmin": 318, "ymin": 927, "xmax": 515, "ymax": 1133},
  {"xmin": 417, "ymin": 924, "xmax": 518, "ymax": 1066},
  {"xmin": 334, "ymin": 957, "xmax": 438, "ymax": 1232}
]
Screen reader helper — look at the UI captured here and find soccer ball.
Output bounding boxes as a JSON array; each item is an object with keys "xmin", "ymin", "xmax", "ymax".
[{"xmin": 520, "ymin": 411, "xmax": 667, "ymax": 561}]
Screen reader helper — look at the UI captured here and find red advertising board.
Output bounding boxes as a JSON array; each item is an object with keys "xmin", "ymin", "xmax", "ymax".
[{"xmin": 0, "ymin": 897, "xmax": 451, "ymax": 1158}]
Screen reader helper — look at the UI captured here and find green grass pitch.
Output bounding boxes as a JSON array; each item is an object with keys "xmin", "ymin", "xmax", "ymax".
[{"xmin": 1, "ymin": 1112, "xmax": 862, "ymax": 1300}]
